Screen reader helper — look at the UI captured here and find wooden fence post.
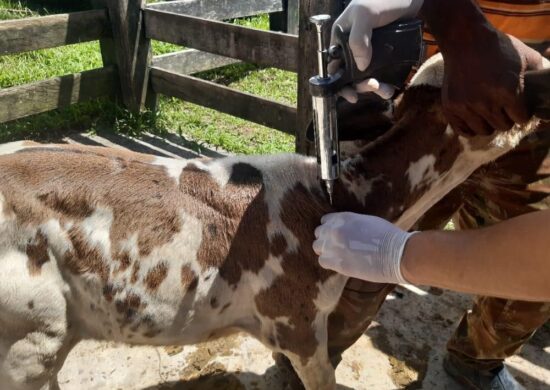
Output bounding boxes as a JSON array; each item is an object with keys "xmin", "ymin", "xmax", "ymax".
[
  {"xmin": 269, "ymin": 0, "xmax": 299, "ymax": 34},
  {"xmin": 296, "ymin": 0, "xmax": 342, "ymax": 154},
  {"xmin": 95, "ymin": 0, "xmax": 152, "ymax": 112}
]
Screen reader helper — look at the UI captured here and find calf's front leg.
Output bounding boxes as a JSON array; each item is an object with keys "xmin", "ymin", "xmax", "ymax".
[{"xmin": 280, "ymin": 314, "xmax": 336, "ymax": 390}]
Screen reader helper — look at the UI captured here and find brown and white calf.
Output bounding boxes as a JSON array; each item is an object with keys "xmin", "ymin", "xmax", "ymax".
[{"xmin": 0, "ymin": 55, "xmax": 543, "ymax": 390}]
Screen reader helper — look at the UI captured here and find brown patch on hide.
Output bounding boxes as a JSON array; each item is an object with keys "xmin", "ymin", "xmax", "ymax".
[
  {"xmin": 143, "ymin": 329, "xmax": 162, "ymax": 338},
  {"xmin": 64, "ymin": 227, "xmax": 109, "ymax": 282},
  {"xmin": 181, "ymin": 265, "xmax": 198, "ymax": 290},
  {"xmin": 103, "ymin": 283, "xmax": 120, "ymax": 302},
  {"xmin": 114, "ymin": 251, "xmax": 132, "ymax": 273},
  {"xmin": 16, "ymin": 144, "xmax": 155, "ymax": 164},
  {"xmin": 37, "ymin": 191, "xmax": 94, "ymax": 219},
  {"xmin": 333, "ymin": 85, "xmax": 463, "ymax": 221},
  {"xmin": 131, "ymin": 261, "xmax": 140, "ymax": 284},
  {"xmin": 2, "ymin": 190, "xmax": 51, "ymax": 228},
  {"xmin": 116, "ymin": 293, "xmax": 146, "ymax": 328},
  {"xmin": 219, "ymin": 303, "xmax": 231, "ymax": 314},
  {"xmin": 255, "ymin": 183, "xmax": 334, "ymax": 363},
  {"xmin": 26, "ymin": 231, "xmax": 50, "ymax": 276},
  {"xmin": 119, "ymin": 293, "xmax": 142, "ymax": 312},
  {"xmin": 144, "ymin": 262, "xmax": 168, "ymax": 292},
  {"xmin": 22, "ymin": 141, "xmax": 41, "ymax": 147},
  {"xmin": 269, "ymin": 234, "xmax": 287, "ymax": 257},
  {"xmin": 337, "ymin": 94, "xmax": 394, "ymax": 143},
  {"xmin": 182, "ymin": 163, "xmax": 270, "ymax": 288},
  {"xmin": 1, "ymin": 144, "xmax": 182, "ymax": 268},
  {"xmin": 210, "ymin": 297, "xmax": 219, "ymax": 309},
  {"xmin": 0, "ymin": 193, "xmax": 15, "ymax": 220}
]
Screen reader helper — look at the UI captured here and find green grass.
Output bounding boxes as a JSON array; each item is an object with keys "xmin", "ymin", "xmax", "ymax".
[{"xmin": 0, "ymin": 1, "xmax": 296, "ymax": 154}]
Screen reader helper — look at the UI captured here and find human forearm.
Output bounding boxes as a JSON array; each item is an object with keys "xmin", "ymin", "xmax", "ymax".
[
  {"xmin": 419, "ymin": 0, "xmax": 495, "ymax": 54},
  {"xmin": 402, "ymin": 210, "xmax": 550, "ymax": 301}
]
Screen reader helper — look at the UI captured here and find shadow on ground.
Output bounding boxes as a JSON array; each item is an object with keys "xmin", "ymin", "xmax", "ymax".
[
  {"xmin": 63, "ymin": 130, "xmax": 227, "ymax": 159},
  {"xmin": 140, "ymin": 365, "xmax": 354, "ymax": 390},
  {"xmin": 365, "ymin": 285, "xmax": 550, "ymax": 389}
]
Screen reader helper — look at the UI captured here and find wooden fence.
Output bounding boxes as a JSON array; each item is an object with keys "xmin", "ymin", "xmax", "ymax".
[{"xmin": 0, "ymin": 0, "xmax": 344, "ymax": 153}]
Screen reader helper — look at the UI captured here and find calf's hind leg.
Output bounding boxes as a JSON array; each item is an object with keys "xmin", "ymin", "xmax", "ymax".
[{"xmin": 0, "ymin": 250, "xmax": 75, "ymax": 390}]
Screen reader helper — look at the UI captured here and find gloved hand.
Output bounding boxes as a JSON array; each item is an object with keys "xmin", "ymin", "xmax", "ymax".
[
  {"xmin": 333, "ymin": 0, "xmax": 424, "ymax": 70},
  {"xmin": 313, "ymin": 212, "xmax": 417, "ymax": 284},
  {"xmin": 331, "ymin": 0, "xmax": 424, "ymax": 103}
]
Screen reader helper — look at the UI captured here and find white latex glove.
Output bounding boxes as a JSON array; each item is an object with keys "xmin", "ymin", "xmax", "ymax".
[
  {"xmin": 332, "ymin": 0, "xmax": 424, "ymax": 103},
  {"xmin": 313, "ymin": 212, "xmax": 417, "ymax": 284}
]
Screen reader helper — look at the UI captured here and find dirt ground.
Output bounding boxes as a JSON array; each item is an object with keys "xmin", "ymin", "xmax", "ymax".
[
  {"xmin": 54, "ymin": 132, "xmax": 549, "ymax": 389},
  {"xmin": 57, "ymin": 284, "xmax": 549, "ymax": 390}
]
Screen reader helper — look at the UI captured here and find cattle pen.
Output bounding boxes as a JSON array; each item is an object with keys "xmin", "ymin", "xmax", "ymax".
[
  {"xmin": 1, "ymin": 2, "xmax": 549, "ymax": 390},
  {"xmin": 0, "ymin": 0, "xmax": 347, "ymax": 154}
]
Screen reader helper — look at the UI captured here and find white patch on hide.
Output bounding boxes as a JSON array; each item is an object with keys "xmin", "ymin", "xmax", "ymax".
[
  {"xmin": 312, "ymin": 274, "xmax": 348, "ymax": 347},
  {"xmin": 406, "ymin": 154, "xmax": 439, "ymax": 192},
  {"xmin": 341, "ymin": 174, "xmax": 382, "ymax": 206},
  {"xmin": 396, "ymin": 119, "xmax": 539, "ymax": 231},
  {"xmin": 116, "ymin": 233, "xmax": 140, "ymax": 262},
  {"xmin": 410, "ymin": 53, "xmax": 444, "ymax": 88},
  {"xmin": 0, "ymin": 193, "xmax": 11, "ymax": 224},
  {"xmin": 79, "ymin": 207, "xmax": 114, "ymax": 259},
  {"xmin": 41, "ymin": 219, "xmax": 73, "ymax": 261},
  {"xmin": 0, "ymin": 141, "xmax": 34, "ymax": 156},
  {"xmin": 314, "ymin": 274, "xmax": 348, "ymax": 313},
  {"xmin": 204, "ymin": 159, "xmax": 231, "ymax": 188},
  {"xmin": 243, "ymin": 254, "xmax": 285, "ymax": 295},
  {"xmin": 151, "ymin": 157, "xmax": 187, "ymax": 184},
  {"xmin": 144, "ymin": 211, "xmax": 204, "ymax": 301}
]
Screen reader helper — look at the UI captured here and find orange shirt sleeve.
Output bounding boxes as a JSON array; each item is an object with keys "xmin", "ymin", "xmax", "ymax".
[{"xmin": 423, "ymin": 0, "xmax": 550, "ymax": 59}]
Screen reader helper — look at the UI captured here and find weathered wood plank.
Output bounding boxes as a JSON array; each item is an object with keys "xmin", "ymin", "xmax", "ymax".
[
  {"xmin": 91, "ymin": 0, "xmax": 118, "ymax": 68},
  {"xmin": 296, "ymin": 0, "xmax": 342, "ymax": 154},
  {"xmin": 104, "ymin": 0, "xmax": 152, "ymax": 112},
  {"xmin": 286, "ymin": 0, "xmax": 299, "ymax": 35},
  {"xmin": 0, "ymin": 66, "xmax": 118, "ymax": 123},
  {"xmin": 0, "ymin": 9, "xmax": 111, "ymax": 55},
  {"xmin": 152, "ymin": 49, "xmax": 239, "ymax": 74},
  {"xmin": 150, "ymin": 67, "xmax": 296, "ymax": 134},
  {"xmin": 147, "ymin": 0, "xmax": 283, "ymax": 20},
  {"xmin": 144, "ymin": 8, "xmax": 298, "ymax": 72},
  {"xmin": 269, "ymin": 0, "xmax": 299, "ymax": 35}
]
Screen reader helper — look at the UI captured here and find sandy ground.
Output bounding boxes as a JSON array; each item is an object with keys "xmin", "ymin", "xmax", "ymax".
[
  {"xmin": 57, "ymin": 285, "xmax": 550, "ymax": 390},
  {"xmin": 53, "ymin": 132, "xmax": 549, "ymax": 389}
]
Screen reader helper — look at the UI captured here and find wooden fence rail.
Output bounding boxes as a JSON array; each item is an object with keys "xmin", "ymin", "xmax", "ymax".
[
  {"xmin": 0, "ymin": 0, "xmax": 342, "ymax": 155},
  {"xmin": 0, "ymin": 9, "xmax": 111, "ymax": 55},
  {"xmin": 144, "ymin": 8, "xmax": 298, "ymax": 72},
  {"xmin": 150, "ymin": 67, "xmax": 297, "ymax": 134},
  {"xmin": 0, "ymin": 66, "xmax": 118, "ymax": 123},
  {"xmin": 151, "ymin": 49, "xmax": 239, "ymax": 75},
  {"xmin": 147, "ymin": 0, "xmax": 284, "ymax": 20}
]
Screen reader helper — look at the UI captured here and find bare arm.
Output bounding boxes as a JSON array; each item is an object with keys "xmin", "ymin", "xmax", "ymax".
[
  {"xmin": 402, "ymin": 210, "xmax": 550, "ymax": 301},
  {"xmin": 333, "ymin": 0, "xmax": 544, "ymax": 134},
  {"xmin": 419, "ymin": 0, "xmax": 544, "ymax": 136}
]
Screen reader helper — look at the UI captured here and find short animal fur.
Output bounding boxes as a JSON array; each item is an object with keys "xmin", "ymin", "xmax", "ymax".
[{"xmin": 0, "ymin": 55, "xmax": 543, "ymax": 390}]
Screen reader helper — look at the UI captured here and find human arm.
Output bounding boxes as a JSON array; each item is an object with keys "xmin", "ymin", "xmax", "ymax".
[
  {"xmin": 313, "ymin": 210, "xmax": 550, "ymax": 302},
  {"xmin": 419, "ymin": 0, "xmax": 544, "ymax": 136},
  {"xmin": 333, "ymin": 0, "xmax": 544, "ymax": 134}
]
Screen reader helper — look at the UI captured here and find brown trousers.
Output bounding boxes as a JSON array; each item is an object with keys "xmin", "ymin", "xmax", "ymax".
[
  {"xmin": 416, "ymin": 122, "xmax": 550, "ymax": 368},
  {"xmin": 328, "ymin": 123, "xmax": 550, "ymax": 369}
]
